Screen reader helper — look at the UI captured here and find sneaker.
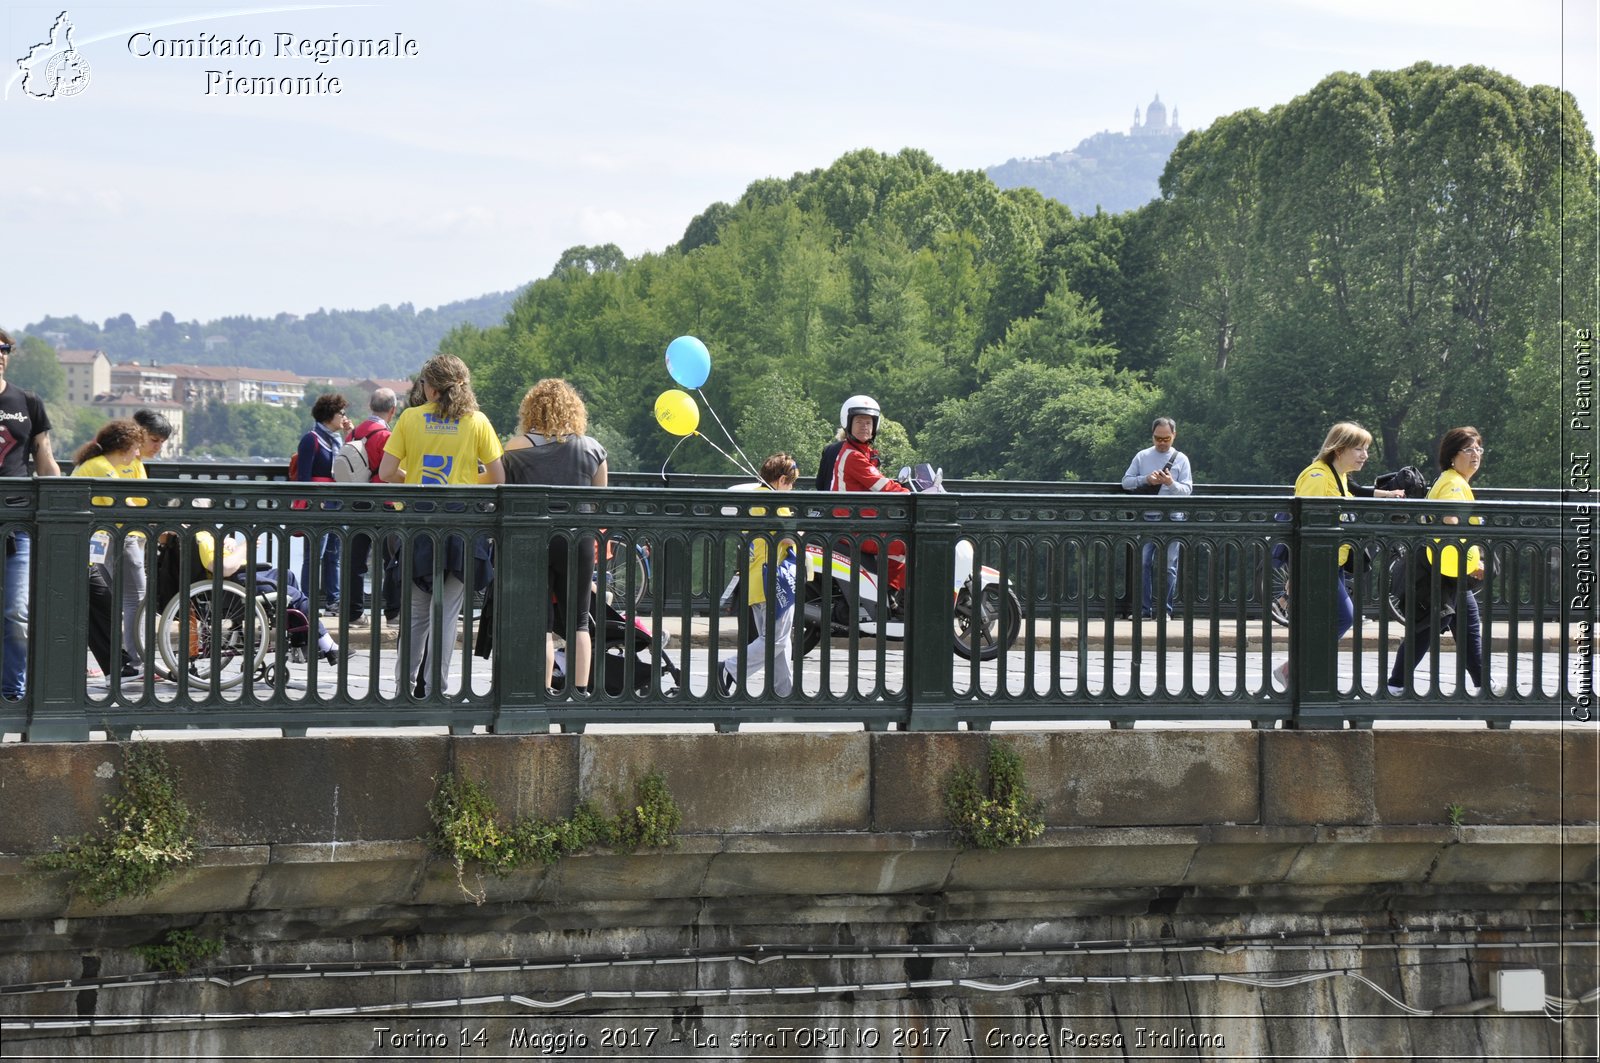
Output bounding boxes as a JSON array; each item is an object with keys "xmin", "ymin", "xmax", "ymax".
[
  {"xmin": 1386, "ymin": 684, "xmax": 1404, "ymax": 697},
  {"xmin": 323, "ymin": 645, "xmax": 341, "ymax": 666},
  {"xmin": 320, "ymin": 605, "xmax": 341, "ymax": 618},
  {"xmin": 1490, "ymin": 679, "xmax": 1507, "ymax": 697},
  {"xmin": 1271, "ymin": 661, "xmax": 1289, "ymax": 691},
  {"xmin": 717, "ymin": 667, "xmax": 735, "ymax": 696}
]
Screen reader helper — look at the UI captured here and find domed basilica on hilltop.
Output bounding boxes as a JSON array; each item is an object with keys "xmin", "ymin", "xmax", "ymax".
[{"xmin": 1130, "ymin": 94, "xmax": 1183, "ymax": 138}]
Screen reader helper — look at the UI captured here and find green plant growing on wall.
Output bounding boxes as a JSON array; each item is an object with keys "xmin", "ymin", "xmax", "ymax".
[
  {"xmin": 943, "ymin": 741, "xmax": 1046, "ymax": 850},
  {"xmin": 609, "ymin": 771, "xmax": 684, "ymax": 851},
  {"xmin": 28, "ymin": 744, "xmax": 199, "ymax": 903},
  {"xmin": 428, "ymin": 769, "xmax": 682, "ymax": 902},
  {"xmin": 134, "ymin": 928, "xmax": 223, "ymax": 973}
]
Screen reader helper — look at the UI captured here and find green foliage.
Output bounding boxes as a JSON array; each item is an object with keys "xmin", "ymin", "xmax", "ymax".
[
  {"xmin": 134, "ymin": 928, "xmax": 223, "ymax": 973},
  {"xmin": 29, "ymin": 744, "xmax": 199, "ymax": 904},
  {"xmin": 455, "ymin": 147, "xmax": 1105, "ymax": 475},
  {"xmin": 185, "ymin": 400, "xmax": 304, "ymax": 458},
  {"xmin": 733, "ymin": 374, "xmax": 834, "ymax": 475},
  {"xmin": 427, "ymin": 770, "xmax": 681, "ymax": 901},
  {"xmin": 943, "ymin": 741, "xmax": 1046, "ymax": 850},
  {"xmin": 609, "ymin": 771, "xmax": 684, "ymax": 851},
  {"xmin": 1154, "ymin": 64, "xmax": 1595, "ymax": 485},
  {"xmin": 920, "ymin": 359, "xmax": 1154, "ymax": 482}
]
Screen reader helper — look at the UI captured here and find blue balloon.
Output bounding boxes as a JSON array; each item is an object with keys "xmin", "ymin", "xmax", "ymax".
[{"xmin": 665, "ymin": 335, "xmax": 711, "ymax": 389}]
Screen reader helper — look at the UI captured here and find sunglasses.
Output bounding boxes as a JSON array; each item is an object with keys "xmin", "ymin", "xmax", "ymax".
[{"xmin": 0, "ymin": 344, "xmax": 12, "ymax": 354}]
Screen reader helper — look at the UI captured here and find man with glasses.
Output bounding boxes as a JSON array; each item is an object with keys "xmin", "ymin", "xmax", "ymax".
[
  {"xmin": 1121, "ymin": 416, "xmax": 1193, "ymax": 619},
  {"xmin": 0, "ymin": 330, "xmax": 61, "ymax": 700}
]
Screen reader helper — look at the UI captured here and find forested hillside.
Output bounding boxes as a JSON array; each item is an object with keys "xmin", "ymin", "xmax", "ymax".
[
  {"xmin": 451, "ymin": 64, "xmax": 1593, "ymax": 488},
  {"xmin": 24, "ymin": 288, "xmax": 524, "ymax": 381}
]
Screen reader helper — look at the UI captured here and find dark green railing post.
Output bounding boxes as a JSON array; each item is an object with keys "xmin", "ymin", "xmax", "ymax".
[
  {"xmin": 488, "ymin": 489, "xmax": 550, "ymax": 734},
  {"xmin": 906, "ymin": 493, "xmax": 958, "ymax": 731},
  {"xmin": 27, "ymin": 480, "xmax": 91, "ymax": 741},
  {"xmin": 1290, "ymin": 497, "xmax": 1346, "ymax": 728}
]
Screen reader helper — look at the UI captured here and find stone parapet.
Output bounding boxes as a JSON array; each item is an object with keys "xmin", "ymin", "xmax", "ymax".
[{"xmin": 0, "ymin": 730, "xmax": 1593, "ymax": 937}]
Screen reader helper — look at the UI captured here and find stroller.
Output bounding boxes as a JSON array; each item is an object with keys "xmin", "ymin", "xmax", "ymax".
[{"xmin": 551, "ymin": 603, "xmax": 681, "ymax": 696}]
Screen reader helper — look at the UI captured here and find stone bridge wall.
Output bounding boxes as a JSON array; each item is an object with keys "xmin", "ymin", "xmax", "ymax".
[{"xmin": 1, "ymin": 731, "xmax": 1596, "ymax": 1058}]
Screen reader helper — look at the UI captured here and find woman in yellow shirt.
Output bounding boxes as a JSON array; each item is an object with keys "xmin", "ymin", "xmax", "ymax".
[
  {"xmin": 378, "ymin": 354, "xmax": 504, "ymax": 698},
  {"xmin": 1272, "ymin": 422, "xmax": 1405, "ymax": 690},
  {"xmin": 73, "ymin": 420, "xmax": 146, "ymax": 680},
  {"xmin": 1386, "ymin": 426, "xmax": 1500, "ymax": 697}
]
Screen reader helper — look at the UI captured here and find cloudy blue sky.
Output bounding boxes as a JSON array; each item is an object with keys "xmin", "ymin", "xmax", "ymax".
[{"xmin": 4, "ymin": 0, "xmax": 1594, "ymax": 326}]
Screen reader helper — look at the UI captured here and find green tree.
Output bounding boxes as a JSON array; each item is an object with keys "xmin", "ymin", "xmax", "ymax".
[
  {"xmin": 733, "ymin": 373, "xmax": 834, "ymax": 475},
  {"xmin": 1147, "ymin": 64, "xmax": 1595, "ymax": 485},
  {"xmin": 919, "ymin": 359, "xmax": 1154, "ymax": 482},
  {"xmin": 8, "ymin": 335, "xmax": 67, "ymax": 405}
]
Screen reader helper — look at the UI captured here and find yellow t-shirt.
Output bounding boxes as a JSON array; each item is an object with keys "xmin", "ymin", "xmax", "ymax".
[
  {"xmin": 383, "ymin": 403, "xmax": 502, "ymax": 486},
  {"xmin": 74, "ymin": 453, "xmax": 145, "ymax": 559},
  {"xmin": 1293, "ymin": 459, "xmax": 1354, "ymax": 568},
  {"xmin": 1426, "ymin": 468, "xmax": 1482, "ymax": 578},
  {"xmin": 193, "ymin": 530, "xmax": 248, "ymax": 576},
  {"xmin": 742, "ymin": 488, "xmax": 797, "ymax": 608}
]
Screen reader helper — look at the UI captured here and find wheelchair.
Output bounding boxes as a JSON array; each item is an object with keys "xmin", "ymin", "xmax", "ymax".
[{"xmin": 141, "ymin": 535, "xmax": 312, "ymax": 689}]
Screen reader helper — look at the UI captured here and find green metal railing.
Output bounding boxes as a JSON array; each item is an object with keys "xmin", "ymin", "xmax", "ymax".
[{"xmin": 0, "ymin": 475, "xmax": 1591, "ymax": 741}]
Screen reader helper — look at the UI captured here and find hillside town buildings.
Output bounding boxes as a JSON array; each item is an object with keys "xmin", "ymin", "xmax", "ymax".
[{"xmin": 55, "ymin": 352, "xmax": 411, "ymax": 457}]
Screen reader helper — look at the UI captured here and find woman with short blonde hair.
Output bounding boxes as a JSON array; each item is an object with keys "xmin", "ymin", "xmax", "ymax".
[{"xmin": 1270, "ymin": 421, "xmax": 1404, "ymax": 691}]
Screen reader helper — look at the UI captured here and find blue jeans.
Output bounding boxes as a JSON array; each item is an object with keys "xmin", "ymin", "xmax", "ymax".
[
  {"xmin": 1141, "ymin": 539, "xmax": 1181, "ymax": 617},
  {"xmin": 1387, "ymin": 578, "xmax": 1483, "ymax": 688},
  {"xmin": 302, "ymin": 533, "xmax": 341, "ymax": 608},
  {"xmin": 3, "ymin": 532, "xmax": 30, "ymax": 698}
]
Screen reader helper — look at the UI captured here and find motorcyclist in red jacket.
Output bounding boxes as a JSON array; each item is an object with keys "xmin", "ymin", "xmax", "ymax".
[{"xmin": 829, "ymin": 395, "xmax": 909, "ymax": 589}]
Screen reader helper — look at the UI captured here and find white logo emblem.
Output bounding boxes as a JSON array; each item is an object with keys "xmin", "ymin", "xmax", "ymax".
[{"xmin": 17, "ymin": 11, "xmax": 91, "ymax": 99}]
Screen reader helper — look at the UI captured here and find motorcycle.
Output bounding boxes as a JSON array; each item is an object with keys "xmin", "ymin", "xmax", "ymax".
[{"xmin": 798, "ymin": 463, "xmax": 1023, "ymax": 661}]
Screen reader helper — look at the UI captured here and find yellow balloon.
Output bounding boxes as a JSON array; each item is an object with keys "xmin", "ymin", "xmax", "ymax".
[{"xmin": 654, "ymin": 389, "xmax": 699, "ymax": 437}]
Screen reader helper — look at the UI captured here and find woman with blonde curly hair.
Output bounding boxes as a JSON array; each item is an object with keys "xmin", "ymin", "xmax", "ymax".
[{"xmin": 503, "ymin": 379, "xmax": 608, "ymax": 693}]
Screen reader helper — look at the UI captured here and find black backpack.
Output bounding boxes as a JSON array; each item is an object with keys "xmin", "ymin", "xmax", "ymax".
[{"xmin": 1375, "ymin": 465, "xmax": 1430, "ymax": 498}]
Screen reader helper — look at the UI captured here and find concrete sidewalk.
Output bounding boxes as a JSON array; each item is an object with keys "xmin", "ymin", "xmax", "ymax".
[{"xmin": 334, "ymin": 612, "xmax": 1567, "ymax": 655}]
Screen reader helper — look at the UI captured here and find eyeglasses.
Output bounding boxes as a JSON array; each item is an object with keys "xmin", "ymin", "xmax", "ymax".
[
  {"xmin": 1152, "ymin": 435, "xmax": 1174, "ymax": 444},
  {"xmin": 1461, "ymin": 446, "xmax": 1485, "ymax": 455}
]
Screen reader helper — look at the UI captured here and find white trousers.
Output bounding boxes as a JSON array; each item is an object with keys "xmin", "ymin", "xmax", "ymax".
[{"xmin": 720, "ymin": 600, "xmax": 794, "ymax": 697}]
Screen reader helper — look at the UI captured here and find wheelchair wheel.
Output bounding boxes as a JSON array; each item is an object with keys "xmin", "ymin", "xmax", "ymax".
[
  {"xmin": 157, "ymin": 580, "xmax": 270, "ymax": 690},
  {"xmin": 1269, "ymin": 562, "xmax": 1291, "ymax": 627}
]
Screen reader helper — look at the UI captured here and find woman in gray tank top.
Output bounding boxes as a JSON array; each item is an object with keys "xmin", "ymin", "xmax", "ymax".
[{"xmin": 503, "ymin": 379, "xmax": 608, "ymax": 692}]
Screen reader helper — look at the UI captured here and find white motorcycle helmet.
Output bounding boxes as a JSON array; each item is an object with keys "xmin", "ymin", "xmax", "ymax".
[{"xmin": 839, "ymin": 394, "xmax": 882, "ymax": 442}]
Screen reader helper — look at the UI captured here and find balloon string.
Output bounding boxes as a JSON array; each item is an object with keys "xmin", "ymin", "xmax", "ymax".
[
  {"xmin": 659, "ymin": 433, "xmax": 693, "ymax": 482},
  {"xmin": 696, "ymin": 388, "xmax": 757, "ymax": 475},
  {"xmin": 694, "ymin": 433, "xmax": 759, "ymax": 479}
]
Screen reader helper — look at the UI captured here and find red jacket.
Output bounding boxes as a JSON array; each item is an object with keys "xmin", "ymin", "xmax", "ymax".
[{"xmin": 830, "ymin": 439, "xmax": 907, "ymax": 495}]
